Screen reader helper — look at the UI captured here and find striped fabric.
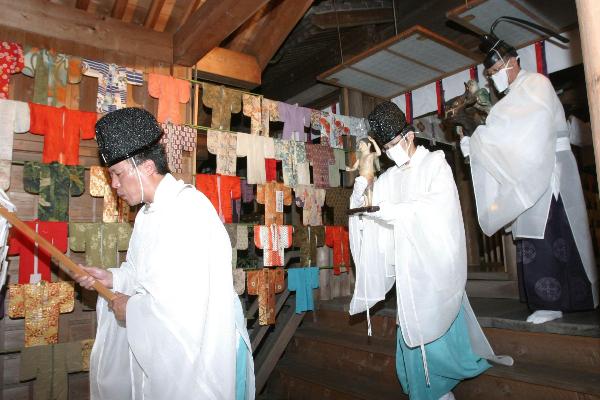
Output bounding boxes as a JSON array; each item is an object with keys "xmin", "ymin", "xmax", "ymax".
[{"xmin": 82, "ymin": 59, "xmax": 143, "ymax": 113}]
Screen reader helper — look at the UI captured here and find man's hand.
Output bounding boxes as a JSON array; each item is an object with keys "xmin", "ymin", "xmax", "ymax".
[
  {"xmin": 74, "ymin": 266, "xmax": 113, "ymax": 290},
  {"xmin": 109, "ymin": 292, "xmax": 130, "ymax": 322}
]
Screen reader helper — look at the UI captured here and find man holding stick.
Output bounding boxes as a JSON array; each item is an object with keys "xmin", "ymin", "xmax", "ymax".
[{"xmin": 75, "ymin": 108, "xmax": 254, "ymax": 400}]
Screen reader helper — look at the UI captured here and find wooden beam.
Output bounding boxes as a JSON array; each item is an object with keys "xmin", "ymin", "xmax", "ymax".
[
  {"xmin": 226, "ymin": 0, "xmax": 313, "ymax": 70},
  {"xmin": 153, "ymin": 0, "xmax": 177, "ymax": 32},
  {"xmin": 122, "ymin": 0, "xmax": 138, "ymax": 22},
  {"xmin": 576, "ymin": 0, "xmax": 600, "ymax": 192},
  {"xmin": 180, "ymin": 0, "xmax": 205, "ymax": 26},
  {"xmin": 0, "ymin": 0, "xmax": 173, "ymax": 63},
  {"xmin": 311, "ymin": 8, "xmax": 394, "ymax": 29},
  {"xmin": 111, "ymin": 0, "xmax": 129, "ymax": 19},
  {"xmin": 75, "ymin": 0, "xmax": 90, "ymax": 11},
  {"xmin": 144, "ymin": 0, "xmax": 167, "ymax": 28},
  {"xmin": 173, "ymin": 0, "xmax": 269, "ymax": 66},
  {"xmin": 195, "ymin": 47, "xmax": 261, "ymax": 89}
]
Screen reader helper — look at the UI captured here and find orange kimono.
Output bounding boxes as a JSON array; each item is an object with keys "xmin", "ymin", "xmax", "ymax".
[
  {"xmin": 247, "ymin": 268, "xmax": 285, "ymax": 325},
  {"xmin": 28, "ymin": 103, "xmax": 96, "ymax": 165},
  {"xmin": 195, "ymin": 174, "xmax": 241, "ymax": 223}
]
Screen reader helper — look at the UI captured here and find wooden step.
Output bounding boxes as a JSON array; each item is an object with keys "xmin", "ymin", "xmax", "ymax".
[
  {"xmin": 289, "ymin": 325, "xmax": 397, "ymax": 385},
  {"xmin": 455, "ymin": 362, "xmax": 600, "ymax": 400},
  {"xmin": 271, "ymin": 356, "xmax": 406, "ymax": 400}
]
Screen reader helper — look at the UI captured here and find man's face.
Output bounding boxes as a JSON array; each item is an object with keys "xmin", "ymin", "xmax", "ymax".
[
  {"xmin": 383, "ymin": 132, "xmax": 412, "ymax": 153},
  {"xmin": 485, "ymin": 56, "xmax": 519, "ymax": 84},
  {"xmin": 108, "ymin": 159, "xmax": 142, "ymax": 206}
]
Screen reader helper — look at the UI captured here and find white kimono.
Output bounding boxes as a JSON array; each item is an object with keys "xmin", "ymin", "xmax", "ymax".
[
  {"xmin": 90, "ymin": 174, "xmax": 254, "ymax": 400},
  {"xmin": 462, "ymin": 70, "xmax": 598, "ymax": 307},
  {"xmin": 349, "ymin": 147, "xmax": 511, "ymax": 365}
]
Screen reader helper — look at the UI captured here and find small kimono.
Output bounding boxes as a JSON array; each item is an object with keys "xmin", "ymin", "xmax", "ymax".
[{"xmin": 247, "ymin": 268, "xmax": 285, "ymax": 325}]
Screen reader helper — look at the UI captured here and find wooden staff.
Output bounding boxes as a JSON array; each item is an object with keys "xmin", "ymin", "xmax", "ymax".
[{"xmin": 0, "ymin": 206, "xmax": 116, "ymax": 301}]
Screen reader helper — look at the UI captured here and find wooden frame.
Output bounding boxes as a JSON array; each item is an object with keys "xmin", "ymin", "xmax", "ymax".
[{"xmin": 317, "ymin": 25, "xmax": 482, "ymax": 100}]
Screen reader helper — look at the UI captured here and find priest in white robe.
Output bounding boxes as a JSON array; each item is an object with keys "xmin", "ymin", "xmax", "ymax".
[
  {"xmin": 349, "ymin": 102, "xmax": 511, "ymax": 400},
  {"xmin": 75, "ymin": 108, "xmax": 254, "ymax": 400},
  {"xmin": 459, "ymin": 36, "xmax": 598, "ymax": 324}
]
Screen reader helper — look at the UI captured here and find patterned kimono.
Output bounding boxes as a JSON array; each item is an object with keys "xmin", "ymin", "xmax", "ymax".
[
  {"xmin": 306, "ymin": 141, "xmax": 335, "ymax": 188},
  {"xmin": 160, "ymin": 123, "xmax": 197, "ymax": 174},
  {"xmin": 23, "ymin": 46, "xmax": 82, "ymax": 107},
  {"xmin": 328, "ymin": 148, "xmax": 346, "ymax": 188},
  {"xmin": 207, "ymin": 130, "xmax": 238, "ymax": 176},
  {"xmin": 293, "ymin": 225, "xmax": 325, "ymax": 267},
  {"xmin": 225, "ymin": 223, "xmax": 249, "ymax": 295},
  {"xmin": 256, "ymin": 182, "xmax": 292, "ymax": 225},
  {"xmin": 325, "ymin": 187, "xmax": 352, "ymax": 226},
  {"xmin": 89, "ymin": 166, "xmax": 130, "ymax": 223},
  {"xmin": 82, "ymin": 59, "xmax": 143, "ymax": 113},
  {"xmin": 69, "ymin": 222, "xmax": 132, "ymax": 269},
  {"xmin": 294, "ymin": 185, "xmax": 326, "ymax": 226},
  {"xmin": 202, "ymin": 83, "xmax": 241, "ymax": 130},
  {"xmin": 246, "ymin": 268, "xmax": 285, "ymax": 325},
  {"xmin": 8, "ymin": 281, "xmax": 74, "ymax": 347},
  {"xmin": 242, "ymin": 93, "xmax": 271, "ymax": 136},
  {"xmin": 273, "ymin": 139, "xmax": 310, "ymax": 189},
  {"xmin": 0, "ymin": 41, "xmax": 24, "ymax": 99},
  {"xmin": 254, "ymin": 225, "xmax": 293, "ymax": 267},
  {"xmin": 23, "ymin": 162, "xmax": 85, "ymax": 222}
]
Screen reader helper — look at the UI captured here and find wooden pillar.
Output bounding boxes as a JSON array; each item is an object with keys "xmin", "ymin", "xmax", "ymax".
[
  {"xmin": 576, "ymin": 0, "xmax": 600, "ymax": 190},
  {"xmin": 453, "ymin": 149, "xmax": 481, "ymax": 267}
]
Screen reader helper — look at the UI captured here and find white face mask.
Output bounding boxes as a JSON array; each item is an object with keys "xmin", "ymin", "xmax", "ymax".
[
  {"xmin": 386, "ymin": 138, "xmax": 410, "ymax": 167},
  {"xmin": 491, "ymin": 67, "xmax": 510, "ymax": 93}
]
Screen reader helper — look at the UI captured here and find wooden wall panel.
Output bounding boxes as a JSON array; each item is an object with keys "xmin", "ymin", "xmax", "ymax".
[{"xmin": 1, "ymin": 23, "xmax": 192, "ymax": 398}]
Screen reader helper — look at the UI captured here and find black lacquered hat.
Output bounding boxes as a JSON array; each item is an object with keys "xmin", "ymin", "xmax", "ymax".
[
  {"xmin": 95, "ymin": 108, "xmax": 163, "ymax": 167},
  {"xmin": 368, "ymin": 102, "xmax": 414, "ymax": 147}
]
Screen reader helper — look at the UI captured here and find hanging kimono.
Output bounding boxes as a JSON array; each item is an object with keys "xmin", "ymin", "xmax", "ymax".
[
  {"xmin": 23, "ymin": 162, "xmax": 85, "ymax": 222},
  {"xmin": 287, "ymin": 267, "xmax": 319, "ymax": 313},
  {"xmin": 256, "ymin": 182, "xmax": 292, "ymax": 225},
  {"xmin": 0, "ymin": 99, "xmax": 29, "ymax": 190},
  {"xmin": 160, "ymin": 123, "xmax": 197, "ymax": 174},
  {"xmin": 306, "ymin": 141, "xmax": 335, "ymax": 188},
  {"xmin": 464, "ymin": 70, "xmax": 598, "ymax": 310},
  {"xmin": 277, "ymin": 102, "xmax": 311, "ymax": 141},
  {"xmin": 8, "ymin": 220, "xmax": 68, "ymax": 284},
  {"xmin": 328, "ymin": 148, "xmax": 346, "ymax": 188},
  {"xmin": 69, "ymin": 222, "xmax": 132, "ymax": 269},
  {"xmin": 329, "ymin": 115, "xmax": 350, "ymax": 149},
  {"xmin": 22, "ymin": 46, "xmax": 82, "ymax": 107},
  {"xmin": 82, "ymin": 59, "xmax": 143, "ymax": 113},
  {"xmin": 325, "ymin": 187, "xmax": 352, "ymax": 226},
  {"xmin": 225, "ymin": 224, "xmax": 249, "ymax": 295},
  {"xmin": 207, "ymin": 130, "xmax": 238, "ymax": 176},
  {"xmin": 262, "ymin": 99, "xmax": 281, "ymax": 137},
  {"xmin": 29, "ymin": 103, "xmax": 97, "ymax": 165},
  {"xmin": 148, "ymin": 73, "xmax": 190, "ymax": 124},
  {"xmin": 294, "ymin": 185, "xmax": 326, "ymax": 226},
  {"xmin": 273, "ymin": 139, "xmax": 310, "ymax": 188},
  {"xmin": 325, "ymin": 226, "xmax": 350, "ymax": 275},
  {"xmin": 0, "ymin": 41, "xmax": 24, "ymax": 99},
  {"xmin": 89, "ymin": 166, "xmax": 130, "ymax": 223},
  {"xmin": 254, "ymin": 225, "xmax": 293, "ymax": 267},
  {"xmin": 8, "ymin": 281, "xmax": 74, "ymax": 347},
  {"xmin": 236, "ymin": 133, "xmax": 273, "ymax": 184},
  {"xmin": 292, "ymin": 225, "xmax": 325, "ymax": 267},
  {"xmin": 202, "ymin": 82, "xmax": 241, "ymax": 130},
  {"xmin": 20, "ymin": 341, "xmax": 83, "ymax": 400},
  {"xmin": 90, "ymin": 174, "xmax": 253, "ymax": 399},
  {"xmin": 195, "ymin": 174, "xmax": 241, "ymax": 223},
  {"xmin": 246, "ymin": 267, "xmax": 285, "ymax": 325},
  {"xmin": 334, "ymin": 114, "xmax": 369, "ymax": 139},
  {"xmin": 242, "ymin": 94, "xmax": 271, "ymax": 136}
]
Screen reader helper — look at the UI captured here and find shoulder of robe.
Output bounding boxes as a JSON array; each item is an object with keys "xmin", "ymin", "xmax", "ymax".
[{"xmin": 521, "ymin": 71, "xmax": 553, "ymax": 91}]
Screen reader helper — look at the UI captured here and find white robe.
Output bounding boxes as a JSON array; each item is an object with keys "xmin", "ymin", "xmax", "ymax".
[
  {"xmin": 90, "ymin": 174, "xmax": 254, "ymax": 400},
  {"xmin": 464, "ymin": 70, "xmax": 598, "ymax": 307},
  {"xmin": 349, "ymin": 147, "xmax": 511, "ymax": 366}
]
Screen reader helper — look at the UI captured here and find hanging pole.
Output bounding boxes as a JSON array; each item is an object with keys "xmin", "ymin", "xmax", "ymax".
[
  {"xmin": 576, "ymin": 0, "xmax": 600, "ymax": 192},
  {"xmin": 0, "ymin": 206, "xmax": 116, "ymax": 301}
]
